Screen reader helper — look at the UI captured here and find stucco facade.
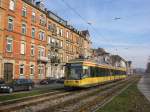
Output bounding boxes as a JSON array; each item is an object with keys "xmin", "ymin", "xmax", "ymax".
[{"xmin": 0, "ymin": 0, "xmax": 92, "ymax": 82}]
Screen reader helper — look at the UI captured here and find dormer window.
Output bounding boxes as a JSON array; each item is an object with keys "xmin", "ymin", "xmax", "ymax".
[{"xmin": 9, "ymin": 0, "xmax": 15, "ymax": 10}]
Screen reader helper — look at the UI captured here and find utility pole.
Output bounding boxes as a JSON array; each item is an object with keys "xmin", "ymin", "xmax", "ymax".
[{"xmin": 146, "ymin": 56, "xmax": 150, "ymax": 74}]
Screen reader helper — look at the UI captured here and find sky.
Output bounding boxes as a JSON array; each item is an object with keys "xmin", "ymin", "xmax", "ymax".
[{"xmin": 44, "ymin": 0, "xmax": 150, "ymax": 69}]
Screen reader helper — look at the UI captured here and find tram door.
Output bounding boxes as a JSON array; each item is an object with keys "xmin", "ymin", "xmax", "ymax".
[{"xmin": 4, "ymin": 63, "xmax": 13, "ymax": 82}]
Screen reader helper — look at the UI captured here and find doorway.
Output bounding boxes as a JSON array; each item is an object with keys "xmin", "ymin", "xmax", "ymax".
[{"xmin": 4, "ymin": 63, "xmax": 13, "ymax": 82}]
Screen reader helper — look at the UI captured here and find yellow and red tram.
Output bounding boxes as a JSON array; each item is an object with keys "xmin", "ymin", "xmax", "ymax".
[{"xmin": 64, "ymin": 59, "xmax": 127, "ymax": 88}]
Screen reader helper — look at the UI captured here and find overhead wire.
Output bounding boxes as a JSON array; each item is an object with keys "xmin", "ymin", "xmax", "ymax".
[{"xmin": 60, "ymin": 0, "xmax": 112, "ymax": 44}]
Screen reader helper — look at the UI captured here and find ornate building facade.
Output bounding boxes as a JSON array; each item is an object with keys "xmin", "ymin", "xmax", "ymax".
[{"xmin": 0, "ymin": 0, "xmax": 92, "ymax": 82}]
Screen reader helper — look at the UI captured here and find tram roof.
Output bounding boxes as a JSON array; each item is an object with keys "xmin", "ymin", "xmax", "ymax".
[{"xmin": 67, "ymin": 59, "xmax": 126, "ymax": 71}]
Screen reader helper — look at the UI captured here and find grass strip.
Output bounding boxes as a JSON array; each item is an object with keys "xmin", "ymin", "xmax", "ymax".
[
  {"xmin": 0, "ymin": 85, "xmax": 63, "ymax": 102},
  {"xmin": 97, "ymin": 79, "xmax": 150, "ymax": 112}
]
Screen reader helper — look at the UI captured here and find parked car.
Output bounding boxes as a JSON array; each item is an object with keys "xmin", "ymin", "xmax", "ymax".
[
  {"xmin": 0, "ymin": 79, "xmax": 34, "ymax": 93},
  {"xmin": 56, "ymin": 77, "xmax": 65, "ymax": 84},
  {"xmin": 40, "ymin": 77, "xmax": 56, "ymax": 85},
  {"xmin": 0, "ymin": 79, "xmax": 5, "ymax": 84}
]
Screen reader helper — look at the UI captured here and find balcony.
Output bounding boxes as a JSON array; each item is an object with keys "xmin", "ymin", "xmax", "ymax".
[
  {"xmin": 38, "ymin": 56, "xmax": 49, "ymax": 63},
  {"xmin": 50, "ymin": 43, "xmax": 62, "ymax": 50},
  {"xmin": 51, "ymin": 57, "xmax": 61, "ymax": 64}
]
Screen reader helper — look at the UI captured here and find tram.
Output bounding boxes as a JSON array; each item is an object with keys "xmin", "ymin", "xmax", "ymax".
[{"xmin": 64, "ymin": 59, "xmax": 127, "ymax": 88}]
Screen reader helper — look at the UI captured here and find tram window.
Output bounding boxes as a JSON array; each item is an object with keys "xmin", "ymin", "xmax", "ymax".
[
  {"xmin": 102, "ymin": 68, "xmax": 105, "ymax": 76},
  {"xmin": 101, "ymin": 68, "xmax": 105, "ymax": 76},
  {"xmin": 112, "ymin": 70, "xmax": 115, "ymax": 76},
  {"xmin": 68, "ymin": 66, "xmax": 83, "ymax": 80},
  {"xmin": 82, "ymin": 68, "xmax": 90, "ymax": 78},
  {"xmin": 97, "ymin": 68, "xmax": 102, "ymax": 77},
  {"xmin": 94, "ymin": 67, "xmax": 97, "ymax": 77},
  {"xmin": 90, "ymin": 67, "xmax": 97, "ymax": 77},
  {"xmin": 104, "ymin": 69, "xmax": 108, "ymax": 76},
  {"xmin": 97, "ymin": 67, "xmax": 101, "ymax": 77},
  {"xmin": 90, "ymin": 67, "xmax": 94, "ymax": 77},
  {"xmin": 96, "ymin": 67, "xmax": 99, "ymax": 76},
  {"xmin": 107, "ymin": 69, "xmax": 110, "ymax": 76},
  {"xmin": 103, "ymin": 69, "xmax": 106, "ymax": 76},
  {"xmin": 109, "ymin": 70, "xmax": 112, "ymax": 76}
]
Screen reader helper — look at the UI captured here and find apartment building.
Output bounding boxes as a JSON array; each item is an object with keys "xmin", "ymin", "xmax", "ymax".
[
  {"xmin": 0, "ymin": 0, "xmax": 5, "ymax": 79},
  {"xmin": 0, "ymin": 0, "xmax": 92, "ymax": 82}
]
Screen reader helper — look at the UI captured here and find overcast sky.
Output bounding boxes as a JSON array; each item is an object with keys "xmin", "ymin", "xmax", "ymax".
[{"xmin": 44, "ymin": 0, "xmax": 150, "ymax": 69}]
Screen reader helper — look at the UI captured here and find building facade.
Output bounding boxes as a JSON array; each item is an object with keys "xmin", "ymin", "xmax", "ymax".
[
  {"xmin": 92, "ymin": 48, "xmax": 128, "ymax": 68},
  {"xmin": 92, "ymin": 48, "xmax": 111, "ymax": 65},
  {"xmin": 0, "ymin": 0, "xmax": 92, "ymax": 82}
]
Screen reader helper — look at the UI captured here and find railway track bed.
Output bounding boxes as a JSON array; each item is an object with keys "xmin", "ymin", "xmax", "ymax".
[{"xmin": 0, "ymin": 76, "xmax": 137, "ymax": 112}]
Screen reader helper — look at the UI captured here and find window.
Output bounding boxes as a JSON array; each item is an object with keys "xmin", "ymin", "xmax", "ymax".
[
  {"xmin": 20, "ymin": 64, "xmax": 24, "ymax": 75},
  {"xmin": 30, "ymin": 65, "xmax": 34, "ymax": 75},
  {"xmin": 56, "ymin": 39, "xmax": 59, "ymax": 47},
  {"xmin": 9, "ymin": 0, "xmax": 15, "ymax": 10},
  {"xmin": 22, "ymin": 23, "xmax": 26, "ymax": 35},
  {"xmin": 39, "ymin": 31, "xmax": 45, "ymax": 41},
  {"xmin": 57, "ymin": 27, "xmax": 59, "ymax": 35},
  {"xmin": 48, "ymin": 36, "xmax": 51, "ymax": 44},
  {"xmin": 48, "ymin": 51, "xmax": 51, "ymax": 59},
  {"xmin": 6, "ymin": 38, "xmax": 13, "ymax": 52},
  {"xmin": 48, "ymin": 24, "xmax": 52, "ymax": 31},
  {"xmin": 20, "ymin": 42, "xmax": 25, "ymax": 54},
  {"xmin": 22, "ymin": 6, "xmax": 27, "ymax": 17},
  {"xmin": 31, "ymin": 11, "xmax": 36, "ymax": 22},
  {"xmin": 31, "ymin": 28, "xmax": 35, "ymax": 38},
  {"xmin": 60, "ymin": 29, "xmax": 63, "ymax": 36},
  {"xmin": 8, "ymin": 17, "xmax": 14, "ymax": 31},
  {"xmin": 66, "ymin": 31, "xmax": 69, "ymax": 38},
  {"xmin": 70, "ymin": 33, "xmax": 73, "ymax": 40},
  {"xmin": 66, "ymin": 43, "xmax": 69, "ymax": 49},
  {"xmin": 38, "ymin": 47, "xmax": 45, "ymax": 57},
  {"xmin": 40, "ymin": 14, "xmax": 45, "ymax": 26},
  {"xmin": 38, "ymin": 64, "xmax": 44, "ymax": 79},
  {"xmin": 67, "ymin": 56, "xmax": 69, "ymax": 62},
  {"xmin": 31, "ymin": 45, "xmax": 35, "ymax": 56},
  {"xmin": 51, "ymin": 38, "xmax": 55, "ymax": 43},
  {"xmin": 60, "ymin": 41, "xmax": 63, "ymax": 48},
  {"xmin": 60, "ymin": 54, "xmax": 63, "ymax": 62}
]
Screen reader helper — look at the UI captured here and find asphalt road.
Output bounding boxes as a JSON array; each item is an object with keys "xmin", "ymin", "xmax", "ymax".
[
  {"xmin": 0, "ymin": 82, "xmax": 64, "ymax": 96},
  {"xmin": 138, "ymin": 74, "xmax": 150, "ymax": 102}
]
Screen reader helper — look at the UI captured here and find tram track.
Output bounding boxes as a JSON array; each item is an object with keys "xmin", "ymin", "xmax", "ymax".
[
  {"xmin": 57, "ymin": 76, "xmax": 138, "ymax": 112},
  {"xmin": 50, "ymin": 77, "xmax": 136, "ymax": 112},
  {"xmin": 16, "ymin": 77, "xmax": 132, "ymax": 112},
  {"xmin": 0, "ymin": 90, "xmax": 70, "ymax": 112},
  {"xmin": 0, "ymin": 77, "xmax": 135, "ymax": 112}
]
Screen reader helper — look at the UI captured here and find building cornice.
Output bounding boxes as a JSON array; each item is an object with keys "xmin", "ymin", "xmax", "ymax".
[{"xmin": 22, "ymin": 0, "xmax": 89, "ymax": 39}]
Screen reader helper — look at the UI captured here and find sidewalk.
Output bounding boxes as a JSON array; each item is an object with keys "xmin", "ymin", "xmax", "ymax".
[{"xmin": 138, "ymin": 74, "xmax": 150, "ymax": 102}]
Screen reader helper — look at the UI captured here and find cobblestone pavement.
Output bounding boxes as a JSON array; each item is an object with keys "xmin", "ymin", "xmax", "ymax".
[{"xmin": 138, "ymin": 74, "xmax": 150, "ymax": 102}]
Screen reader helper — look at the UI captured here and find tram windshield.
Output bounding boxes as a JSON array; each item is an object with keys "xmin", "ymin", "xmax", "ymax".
[{"xmin": 67, "ymin": 64, "xmax": 90, "ymax": 80}]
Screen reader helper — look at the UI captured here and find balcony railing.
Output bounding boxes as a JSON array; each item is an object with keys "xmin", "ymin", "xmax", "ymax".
[
  {"xmin": 51, "ymin": 57, "xmax": 61, "ymax": 64},
  {"xmin": 38, "ymin": 56, "xmax": 49, "ymax": 63},
  {"xmin": 49, "ymin": 42, "xmax": 62, "ymax": 49}
]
